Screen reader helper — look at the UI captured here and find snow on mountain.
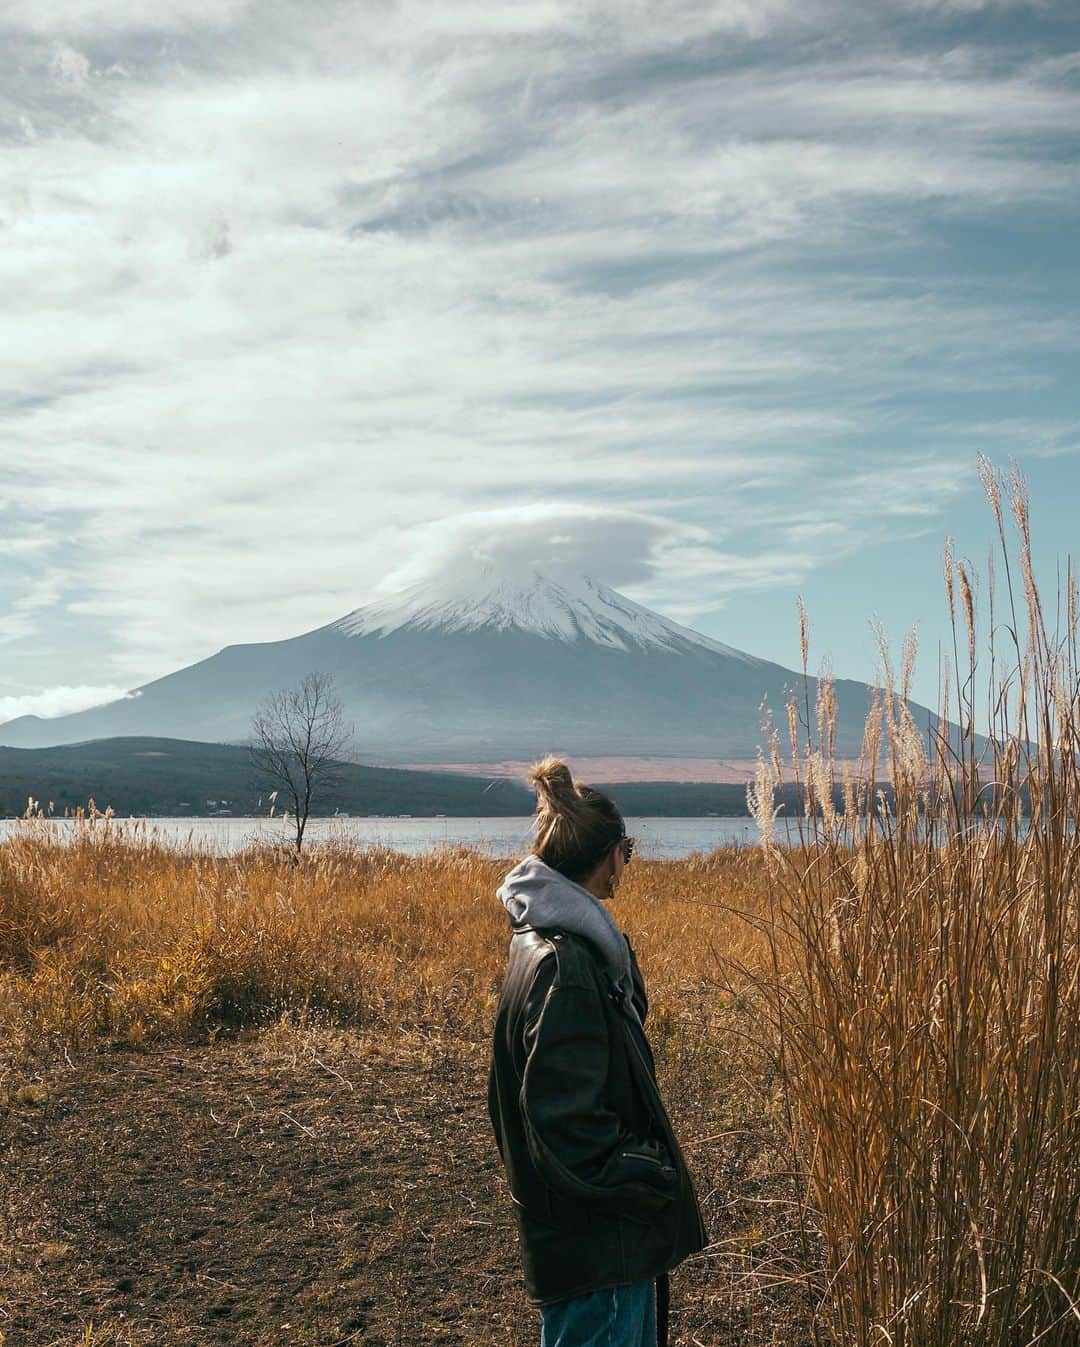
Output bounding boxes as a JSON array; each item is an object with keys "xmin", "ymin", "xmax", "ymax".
[{"xmin": 331, "ymin": 565, "xmax": 759, "ymax": 661}]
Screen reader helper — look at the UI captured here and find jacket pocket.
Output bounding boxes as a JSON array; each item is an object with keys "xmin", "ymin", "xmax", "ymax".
[
  {"xmin": 619, "ymin": 1144, "xmax": 676, "ymax": 1174},
  {"xmin": 611, "ymin": 1140, "xmax": 678, "ymax": 1196}
]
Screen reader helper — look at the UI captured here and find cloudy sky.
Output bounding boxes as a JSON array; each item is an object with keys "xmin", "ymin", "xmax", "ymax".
[{"xmin": 2, "ymin": 0, "xmax": 1078, "ymax": 725}]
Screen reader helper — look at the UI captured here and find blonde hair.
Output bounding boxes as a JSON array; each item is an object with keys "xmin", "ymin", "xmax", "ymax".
[{"xmin": 527, "ymin": 754, "xmax": 624, "ymax": 882}]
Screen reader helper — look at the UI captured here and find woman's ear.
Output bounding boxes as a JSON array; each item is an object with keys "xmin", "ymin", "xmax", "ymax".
[{"xmin": 604, "ymin": 851, "xmax": 619, "ymax": 897}]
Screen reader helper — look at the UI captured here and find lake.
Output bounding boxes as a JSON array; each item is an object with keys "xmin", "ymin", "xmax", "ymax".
[{"xmin": 0, "ymin": 814, "xmax": 762, "ymax": 858}]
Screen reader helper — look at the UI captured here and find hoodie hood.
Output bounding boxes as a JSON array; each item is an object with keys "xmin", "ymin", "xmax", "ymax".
[{"xmin": 496, "ymin": 853, "xmax": 641, "ymax": 1027}]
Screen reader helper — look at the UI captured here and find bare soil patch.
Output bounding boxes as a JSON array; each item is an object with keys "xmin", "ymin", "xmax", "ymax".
[{"xmin": 1, "ymin": 1023, "xmax": 815, "ymax": 1346}]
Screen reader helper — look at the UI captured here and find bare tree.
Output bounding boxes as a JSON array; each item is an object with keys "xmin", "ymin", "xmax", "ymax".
[{"xmin": 249, "ymin": 671, "xmax": 353, "ymax": 854}]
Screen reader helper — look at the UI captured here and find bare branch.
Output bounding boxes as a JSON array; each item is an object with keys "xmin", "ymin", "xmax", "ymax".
[{"xmin": 248, "ymin": 671, "xmax": 354, "ymax": 854}]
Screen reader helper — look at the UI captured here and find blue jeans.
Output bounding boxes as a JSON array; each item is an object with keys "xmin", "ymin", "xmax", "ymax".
[{"xmin": 539, "ymin": 1277, "xmax": 657, "ymax": 1346}]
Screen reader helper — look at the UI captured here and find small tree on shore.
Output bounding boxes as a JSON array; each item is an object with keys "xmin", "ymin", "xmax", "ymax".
[{"xmin": 249, "ymin": 671, "xmax": 352, "ymax": 854}]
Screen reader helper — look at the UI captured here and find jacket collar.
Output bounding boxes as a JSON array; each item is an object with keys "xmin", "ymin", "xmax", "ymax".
[{"xmin": 497, "ymin": 853, "xmax": 641, "ymax": 1026}]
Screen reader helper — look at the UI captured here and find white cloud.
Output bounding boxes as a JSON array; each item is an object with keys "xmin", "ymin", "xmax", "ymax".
[
  {"xmin": 0, "ymin": 574, "xmax": 65, "ymax": 643},
  {"xmin": 895, "ymin": 0, "xmax": 1045, "ymax": 10},
  {"xmin": 49, "ymin": 43, "xmax": 91, "ymax": 90},
  {"xmin": 0, "ymin": 1, "xmax": 1075, "ymax": 690},
  {"xmin": 0, "ymin": 532, "xmax": 53, "ymax": 558},
  {"xmin": 3, "ymin": 0, "xmax": 251, "ymax": 34},
  {"xmin": 0, "ymin": 684, "xmax": 131, "ymax": 724}
]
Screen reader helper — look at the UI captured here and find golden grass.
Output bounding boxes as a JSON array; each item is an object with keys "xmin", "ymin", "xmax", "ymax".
[
  {"xmin": 0, "ymin": 824, "xmax": 771, "ymax": 1065},
  {"xmin": 740, "ymin": 457, "xmax": 1080, "ymax": 1346}
]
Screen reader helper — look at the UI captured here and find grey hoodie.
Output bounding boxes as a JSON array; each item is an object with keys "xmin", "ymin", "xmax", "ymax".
[{"xmin": 496, "ymin": 852, "xmax": 643, "ymax": 1027}]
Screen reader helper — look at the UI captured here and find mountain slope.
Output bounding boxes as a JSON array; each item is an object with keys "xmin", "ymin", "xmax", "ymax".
[{"xmin": 0, "ymin": 566, "xmax": 938, "ymax": 763}]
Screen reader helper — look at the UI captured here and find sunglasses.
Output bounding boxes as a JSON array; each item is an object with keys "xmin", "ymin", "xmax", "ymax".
[{"xmin": 614, "ymin": 835, "xmax": 635, "ymax": 863}]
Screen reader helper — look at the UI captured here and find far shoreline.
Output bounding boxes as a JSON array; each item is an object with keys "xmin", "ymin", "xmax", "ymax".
[{"xmin": 0, "ymin": 814, "xmax": 763, "ymax": 860}]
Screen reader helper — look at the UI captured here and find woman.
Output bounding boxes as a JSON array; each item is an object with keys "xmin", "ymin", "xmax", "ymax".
[{"xmin": 487, "ymin": 756, "xmax": 707, "ymax": 1347}]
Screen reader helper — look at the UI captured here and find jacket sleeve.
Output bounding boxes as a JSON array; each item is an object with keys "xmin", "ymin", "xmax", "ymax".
[
  {"xmin": 626, "ymin": 936, "xmax": 649, "ymax": 1026},
  {"xmin": 519, "ymin": 975, "xmax": 678, "ymax": 1216}
]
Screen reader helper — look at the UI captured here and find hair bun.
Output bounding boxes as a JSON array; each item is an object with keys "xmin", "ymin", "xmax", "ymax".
[
  {"xmin": 526, "ymin": 754, "xmax": 578, "ymax": 810},
  {"xmin": 525, "ymin": 754, "xmax": 624, "ymax": 883}
]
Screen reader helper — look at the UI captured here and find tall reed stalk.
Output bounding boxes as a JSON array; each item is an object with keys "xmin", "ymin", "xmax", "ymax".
[{"xmin": 745, "ymin": 457, "xmax": 1080, "ymax": 1345}]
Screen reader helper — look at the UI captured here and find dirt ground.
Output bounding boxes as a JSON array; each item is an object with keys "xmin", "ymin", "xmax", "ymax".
[{"xmin": 1, "ymin": 1022, "xmax": 819, "ymax": 1346}]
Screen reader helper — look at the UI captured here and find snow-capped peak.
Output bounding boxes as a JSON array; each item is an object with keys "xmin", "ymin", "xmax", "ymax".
[{"xmin": 332, "ymin": 565, "xmax": 758, "ymax": 660}]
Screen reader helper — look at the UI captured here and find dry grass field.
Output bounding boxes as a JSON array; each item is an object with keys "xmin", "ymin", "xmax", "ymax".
[
  {"xmin": 2, "ymin": 460, "xmax": 1077, "ymax": 1346},
  {"xmin": 1, "ymin": 834, "xmax": 808, "ymax": 1347}
]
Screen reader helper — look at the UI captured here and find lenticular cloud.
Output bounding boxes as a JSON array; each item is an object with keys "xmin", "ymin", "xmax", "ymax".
[{"xmin": 367, "ymin": 503, "xmax": 710, "ymax": 600}]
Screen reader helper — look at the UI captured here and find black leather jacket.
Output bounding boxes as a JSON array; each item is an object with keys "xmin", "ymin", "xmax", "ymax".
[{"xmin": 487, "ymin": 924, "xmax": 707, "ymax": 1322}]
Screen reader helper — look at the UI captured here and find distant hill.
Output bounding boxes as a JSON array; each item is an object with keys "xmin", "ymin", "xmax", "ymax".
[
  {"xmin": 0, "ymin": 737, "xmax": 533, "ymax": 819},
  {"xmin": 0, "ymin": 736, "xmax": 767, "ymax": 820}
]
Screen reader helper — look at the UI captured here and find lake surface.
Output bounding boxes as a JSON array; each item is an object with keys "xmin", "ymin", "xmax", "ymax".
[{"xmin": 0, "ymin": 814, "xmax": 762, "ymax": 858}]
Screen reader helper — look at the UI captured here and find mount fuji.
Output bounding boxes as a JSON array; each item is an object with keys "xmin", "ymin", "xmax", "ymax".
[{"xmin": 0, "ymin": 565, "xmax": 933, "ymax": 770}]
